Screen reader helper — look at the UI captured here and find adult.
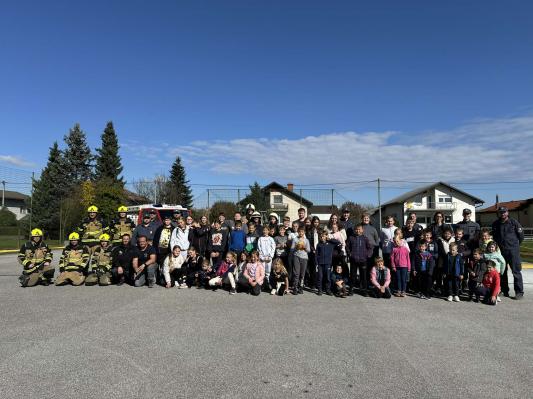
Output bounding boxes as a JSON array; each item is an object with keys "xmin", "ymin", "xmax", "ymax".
[
  {"xmin": 429, "ymin": 211, "xmax": 453, "ymax": 239},
  {"xmin": 491, "ymin": 206, "xmax": 524, "ymax": 299},
  {"xmin": 170, "ymin": 217, "xmax": 191, "ymax": 260},
  {"xmin": 406, "ymin": 212, "xmax": 424, "ymax": 236},
  {"xmin": 148, "ymin": 209, "xmax": 162, "ymax": 230},
  {"xmin": 132, "ymin": 235, "xmax": 158, "ymax": 287},
  {"xmin": 132, "ymin": 212, "xmax": 156, "ymax": 246},
  {"xmin": 361, "ymin": 213, "xmax": 380, "ymax": 262},
  {"xmin": 244, "ymin": 204, "xmax": 256, "ymax": 225},
  {"xmin": 78, "ymin": 205, "xmax": 106, "ymax": 254},
  {"xmin": 18, "ymin": 228, "xmax": 54, "ymax": 287},
  {"xmin": 339, "ymin": 208, "xmax": 355, "ymax": 237},
  {"xmin": 111, "ymin": 233, "xmax": 137, "ymax": 285},
  {"xmin": 153, "ymin": 215, "xmax": 175, "ymax": 273},
  {"xmin": 55, "ymin": 232, "xmax": 89, "ymax": 286},
  {"xmin": 171, "ymin": 209, "xmax": 182, "ymax": 228},
  {"xmin": 296, "ymin": 208, "xmax": 307, "ymax": 228},
  {"xmin": 110, "ymin": 205, "xmax": 136, "ymax": 245},
  {"xmin": 325, "ymin": 213, "xmax": 340, "ymax": 233},
  {"xmin": 190, "ymin": 215, "xmax": 210, "ymax": 259},
  {"xmin": 86, "ymin": 233, "xmax": 113, "ymax": 286},
  {"xmin": 456, "ymin": 208, "xmax": 480, "ymax": 243}
]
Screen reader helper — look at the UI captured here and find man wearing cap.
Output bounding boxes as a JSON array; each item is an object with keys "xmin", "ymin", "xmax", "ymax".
[
  {"xmin": 406, "ymin": 212, "xmax": 424, "ymax": 236},
  {"xmin": 148, "ymin": 209, "xmax": 162, "ymax": 230},
  {"xmin": 110, "ymin": 206, "xmax": 136, "ymax": 245},
  {"xmin": 456, "ymin": 208, "xmax": 480, "ymax": 243},
  {"xmin": 78, "ymin": 205, "xmax": 107, "ymax": 254},
  {"xmin": 85, "ymin": 234, "xmax": 113, "ymax": 286},
  {"xmin": 18, "ymin": 228, "xmax": 54, "ymax": 287},
  {"xmin": 171, "ymin": 209, "xmax": 182, "ymax": 228},
  {"xmin": 339, "ymin": 208, "xmax": 355, "ymax": 237},
  {"xmin": 131, "ymin": 212, "xmax": 156, "ymax": 246},
  {"xmin": 491, "ymin": 207, "xmax": 525, "ymax": 299}
]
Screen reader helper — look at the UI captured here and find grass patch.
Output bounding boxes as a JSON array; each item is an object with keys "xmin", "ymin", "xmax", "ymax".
[
  {"xmin": 0, "ymin": 236, "xmax": 24, "ymax": 250},
  {"xmin": 521, "ymin": 241, "xmax": 533, "ymax": 263}
]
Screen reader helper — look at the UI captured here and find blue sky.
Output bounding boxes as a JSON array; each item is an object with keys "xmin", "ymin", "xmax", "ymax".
[{"xmin": 1, "ymin": 0, "xmax": 533, "ymax": 206}]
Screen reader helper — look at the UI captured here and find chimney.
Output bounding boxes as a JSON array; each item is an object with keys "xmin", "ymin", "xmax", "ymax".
[{"xmin": 287, "ymin": 183, "xmax": 294, "ymax": 192}]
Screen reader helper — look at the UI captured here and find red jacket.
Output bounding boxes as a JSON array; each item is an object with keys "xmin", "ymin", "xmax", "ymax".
[
  {"xmin": 482, "ymin": 269, "xmax": 500, "ymax": 298},
  {"xmin": 390, "ymin": 245, "xmax": 411, "ymax": 272}
]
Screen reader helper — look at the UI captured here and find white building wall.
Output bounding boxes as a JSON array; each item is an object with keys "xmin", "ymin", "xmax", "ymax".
[{"xmin": 269, "ymin": 191, "xmax": 307, "ymax": 222}]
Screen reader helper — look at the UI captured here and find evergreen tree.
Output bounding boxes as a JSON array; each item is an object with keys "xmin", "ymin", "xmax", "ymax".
[
  {"xmin": 94, "ymin": 121, "xmax": 123, "ymax": 183},
  {"xmin": 166, "ymin": 157, "xmax": 193, "ymax": 208},
  {"xmin": 239, "ymin": 182, "xmax": 269, "ymax": 212},
  {"xmin": 63, "ymin": 123, "xmax": 92, "ymax": 184},
  {"xmin": 31, "ymin": 142, "xmax": 68, "ymax": 238}
]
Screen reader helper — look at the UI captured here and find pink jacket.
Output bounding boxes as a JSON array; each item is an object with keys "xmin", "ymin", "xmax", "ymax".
[
  {"xmin": 390, "ymin": 245, "xmax": 411, "ymax": 271},
  {"xmin": 370, "ymin": 267, "xmax": 391, "ymax": 288},
  {"xmin": 243, "ymin": 262, "xmax": 265, "ymax": 285}
]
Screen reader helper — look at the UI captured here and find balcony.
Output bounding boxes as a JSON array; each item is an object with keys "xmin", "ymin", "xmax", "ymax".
[
  {"xmin": 405, "ymin": 201, "xmax": 457, "ymax": 211},
  {"xmin": 270, "ymin": 202, "xmax": 289, "ymax": 210}
]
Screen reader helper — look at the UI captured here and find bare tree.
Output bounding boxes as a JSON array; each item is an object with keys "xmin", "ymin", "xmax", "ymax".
[{"xmin": 132, "ymin": 175, "xmax": 169, "ymax": 203}]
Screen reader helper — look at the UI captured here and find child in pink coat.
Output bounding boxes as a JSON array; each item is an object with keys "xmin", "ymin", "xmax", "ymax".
[{"xmin": 391, "ymin": 236, "xmax": 411, "ymax": 297}]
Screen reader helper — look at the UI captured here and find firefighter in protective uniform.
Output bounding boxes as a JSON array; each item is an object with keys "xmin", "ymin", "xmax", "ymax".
[
  {"xmin": 85, "ymin": 233, "xmax": 113, "ymax": 286},
  {"xmin": 78, "ymin": 205, "xmax": 106, "ymax": 254},
  {"xmin": 18, "ymin": 228, "xmax": 54, "ymax": 287},
  {"xmin": 55, "ymin": 232, "xmax": 90, "ymax": 286},
  {"xmin": 110, "ymin": 205, "xmax": 135, "ymax": 245}
]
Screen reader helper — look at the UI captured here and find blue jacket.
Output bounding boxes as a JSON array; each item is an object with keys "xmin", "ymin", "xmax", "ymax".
[
  {"xmin": 414, "ymin": 250, "xmax": 435, "ymax": 273},
  {"xmin": 229, "ymin": 230, "xmax": 246, "ymax": 252},
  {"xmin": 444, "ymin": 254, "xmax": 464, "ymax": 277},
  {"xmin": 315, "ymin": 240, "xmax": 339, "ymax": 265},
  {"xmin": 346, "ymin": 235, "xmax": 372, "ymax": 262}
]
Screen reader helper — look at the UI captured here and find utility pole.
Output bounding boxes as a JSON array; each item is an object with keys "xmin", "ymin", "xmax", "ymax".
[
  {"xmin": 331, "ymin": 189, "xmax": 334, "ymax": 207},
  {"xmin": 1, "ymin": 180, "xmax": 5, "ymax": 208},
  {"xmin": 377, "ymin": 178, "xmax": 382, "ymax": 230},
  {"xmin": 29, "ymin": 173, "xmax": 34, "ymax": 232},
  {"xmin": 207, "ymin": 189, "xmax": 210, "ymax": 210}
]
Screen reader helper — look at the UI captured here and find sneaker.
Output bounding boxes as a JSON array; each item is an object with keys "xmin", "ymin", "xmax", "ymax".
[
  {"xmin": 453, "ymin": 296, "xmax": 460, "ymax": 302},
  {"xmin": 497, "ymin": 296, "xmax": 501, "ymax": 302},
  {"xmin": 175, "ymin": 282, "xmax": 180, "ymax": 288},
  {"xmin": 298, "ymin": 288, "xmax": 304, "ymax": 295},
  {"xmin": 270, "ymin": 289, "xmax": 276, "ymax": 295},
  {"xmin": 230, "ymin": 289, "xmax": 236, "ymax": 295},
  {"xmin": 447, "ymin": 296, "xmax": 453, "ymax": 302},
  {"xmin": 317, "ymin": 290, "xmax": 323, "ymax": 296},
  {"xmin": 400, "ymin": 292, "xmax": 406, "ymax": 298},
  {"xmin": 326, "ymin": 291, "xmax": 332, "ymax": 296},
  {"xmin": 426, "ymin": 296, "xmax": 431, "ymax": 301},
  {"xmin": 180, "ymin": 283, "xmax": 187, "ymax": 288},
  {"xmin": 148, "ymin": 282, "xmax": 154, "ymax": 288},
  {"xmin": 420, "ymin": 294, "xmax": 427, "ymax": 300},
  {"xmin": 515, "ymin": 293, "xmax": 524, "ymax": 300},
  {"xmin": 292, "ymin": 289, "xmax": 298, "ymax": 296},
  {"xmin": 503, "ymin": 292, "xmax": 510, "ymax": 297},
  {"xmin": 394, "ymin": 292, "xmax": 401, "ymax": 297},
  {"xmin": 362, "ymin": 290, "xmax": 368, "ymax": 297}
]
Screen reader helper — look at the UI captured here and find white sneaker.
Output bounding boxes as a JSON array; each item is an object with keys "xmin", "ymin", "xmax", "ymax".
[
  {"xmin": 180, "ymin": 283, "xmax": 187, "ymax": 288},
  {"xmin": 174, "ymin": 282, "xmax": 180, "ymax": 288},
  {"xmin": 270, "ymin": 289, "xmax": 276, "ymax": 295},
  {"xmin": 447, "ymin": 296, "xmax": 453, "ymax": 302},
  {"xmin": 497, "ymin": 296, "xmax": 501, "ymax": 302},
  {"xmin": 453, "ymin": 296, "xmax": 460, "ymax": 302}
]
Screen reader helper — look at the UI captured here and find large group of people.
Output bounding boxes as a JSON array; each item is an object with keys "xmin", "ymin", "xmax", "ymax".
[{"xmin": 18, "ymin": 203, "xmax": 525, "ymax": 305}]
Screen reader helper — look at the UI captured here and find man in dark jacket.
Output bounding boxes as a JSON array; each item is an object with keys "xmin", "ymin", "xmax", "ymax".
[
  {"xmin": 456, "ymin": 208, "xmax": 480, "ymax": 243},
  {"xmin": 131, "ymin": 213, "xmax": 156, "ymax": 246},
  {"xmin": 491, "ymin": 206, "xmax": 525, "ymax": 299},
  {"xmin": 315, "ymin": 231, "xmax": 339, "ymax": 296},
  {"xmin": 111, "ymin": 233, "xmax": 137, "ymax": 285}
]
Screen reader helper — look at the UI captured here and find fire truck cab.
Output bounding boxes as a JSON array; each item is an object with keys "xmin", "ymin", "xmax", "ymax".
[{"xmin": 127, "ymin": 204, "xmax": 190, "ymax": 225}]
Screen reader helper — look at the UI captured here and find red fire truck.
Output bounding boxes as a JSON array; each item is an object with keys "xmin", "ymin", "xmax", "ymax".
[{"xmin": 127, "ymin": 204, "xmax": 190, "ymax": 224}]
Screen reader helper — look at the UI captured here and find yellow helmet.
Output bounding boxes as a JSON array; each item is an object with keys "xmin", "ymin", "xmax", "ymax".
[
  {"xmin": 99, "ymin": 233, "xmax": 111, "ymax": 242},
  {"xmin": 31, "ymin": 228, "xmax": 43, "ymax": 237},
  {"xmin": 68, "ymin": 232, "xmax": 80, "ymax": 241},
  {"xmin": 117, "ymin": 205, "xmax": 128, "ymax": 213},
  {"xmin": 87, "ymin": 205, "xmax": 98, "ymax": 213}
]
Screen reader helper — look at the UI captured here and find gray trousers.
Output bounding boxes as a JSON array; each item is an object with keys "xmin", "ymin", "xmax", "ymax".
[
  {"xmin": 134, "ymin": 265, "xmax": 157, "ymax": 287},
  {"xmin": 292, "ymin": 256, "xmax": 308, "ymax": 289}
]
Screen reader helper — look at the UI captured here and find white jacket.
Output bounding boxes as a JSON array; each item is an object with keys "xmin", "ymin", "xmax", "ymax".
[
  {"xmin": 257, "ymin": 236, "xmax": 276, "ymax": 261},
  {"xmin": 163, "ymin": 254, "xmax": 185, "ymax": 284},
  {"xmin": 170, "ymin": 226, "xmax": 190, "ymax": 252}
]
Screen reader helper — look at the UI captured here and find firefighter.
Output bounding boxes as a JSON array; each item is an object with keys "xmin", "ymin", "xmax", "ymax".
[
  {"xmin": 85, "ymin": 233, "xmax": 113, "ymax": 286},
  {"xmin": 78, "ymin": 205, "xmax": 107, "ymax": 254},
  {"xmin": 55, "ymin": 232, "xmax": 90, "ymax": 286},
  {"xmin": 110, "ymin": 205, "xmax": 135, "ymax": 245},
  {"xmin": 18, "ymin": 228, "xmax": 54, "ymax": 287}
]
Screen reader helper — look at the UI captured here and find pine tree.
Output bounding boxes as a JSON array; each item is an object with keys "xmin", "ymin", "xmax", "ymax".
[
  {"xmin": 63, "ymin": 123, "xmax": 92, "ymax": 184},
  {"xmin": 94, "ymin": 121, "xmax": 123, "ymax": 183},
  {"xmin": 166, "ymin": 157, "xmax": 193, "ymax": 208},
  {"xmin": 32, "ymin": 142, "xmax": 68, "ymax": 238},
  {"xmin": 239, "ymin": 182, "xmax": 269, "ymax": 212}
]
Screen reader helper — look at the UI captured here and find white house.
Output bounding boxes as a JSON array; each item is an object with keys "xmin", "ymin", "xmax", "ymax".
[
  {"xmin": 263, "ymin": 182, "xmax": 313, "ymax": 222},
  {"xmin": 373, "ymin": 182, "xmax": 484, "ymax": 227},
  {"xmin": 1, "ymin": 190, "xmax": 29, "ymax": 220}
]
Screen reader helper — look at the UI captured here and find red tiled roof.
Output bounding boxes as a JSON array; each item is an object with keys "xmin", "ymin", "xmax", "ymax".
[{"xmin": 478, "ymin": 199, "xmax": 531, "ymax": 213}]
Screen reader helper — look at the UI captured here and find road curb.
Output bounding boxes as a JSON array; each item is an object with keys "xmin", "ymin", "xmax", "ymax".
[{"xmin": 0, "ymin": 247, "xmax": 63, "ymax": 254}]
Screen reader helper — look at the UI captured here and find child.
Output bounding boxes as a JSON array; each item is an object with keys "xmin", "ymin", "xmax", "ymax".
[
  {"xmin": 291, "ymin": 226, "xmax": 310, "ymax": 295},
  {"xmin": 274, "ymin": 225, "xmax": 289, "ymax": 274},
  {"xmin": 238, "ymin": 251, "xmax": 265, "ymax": 296},
  {"xmin": 245, "ymin": 222, "xmax": 259, "ymax": 254},
  {"xmin": 332, "ymin": 264, "xmax": 348, "ymax": 298},
  {"xmin": 315, "ymin": 230, "xmax": 338, "ymax": 296},
  {"xmin": 413, "ymin": 240, "xmax": 435, "ymax": 300},
  {"xmin": 483, "ymin": 241, "xmax": 506, "ymax": 302},
  {"xmin": 478, "ymin": 228, "xmax": 493, "ymax": 253},
  {"xmin": 269, "ymin": 258, "xmax": 289, "ymax": 296},
  {"xmin": 454, "ymin": 227, "xmax": 471, "ymax": 293},
  {"xmin": 370, "ymin": 257, "xmax": 391, "ymax": 299},
  {"xmin": 208, "ymin": 220, "xmax": 229, "ymax": 268},
  {"xmin": 208, "ymin": 251, "xmax": 237, "ymax": 294},
  {"xmin": 257, "ymin": 226, "xmax": 276, "ymax": 288},
  {"xmin": 476, "ymin": 260, "xmax": 500, "ymax": 305},
  {"xmin": 468, "ymin": 248, "xmax": 487, "ymax": 302},
  {"xmin": 443, "ymin": 242, "xmax": 464, "ymax": 302},
  {"xmin": 198, "ymin": 258, "xmax": 215, "ymax": 289},
  {"xmin": 346, "ymin": 224, "xmax": 373, "ymax": 296},
  {"xmin": 391, "ymin": 235, "xmax": 411, "ymax": 297},
  {"xmin": 185, "ymin": 246, "xmax": 204, "ymax": 288},
  {"xmin": 237, "ymin": 251, "xmax": 248, "ymax": 279},
  {"xmin": 436, "ymin": 227, "xmax": 455, "ymax": 295},
  {"xmin": 163, "ymin": 245, "xmax": 186, "ymax": 288},
  {"xmin": 229, "ymin": 220, "xmax": 246, "ymax": 260},
  {"xmin": 380, "ymin": 216, "xmax": 397, "ymax": 270}
]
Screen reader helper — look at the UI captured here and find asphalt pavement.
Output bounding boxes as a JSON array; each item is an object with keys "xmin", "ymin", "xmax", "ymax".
[{"xmin": 0, "ymin": 251, "xmax": 532, "ymax": 399}]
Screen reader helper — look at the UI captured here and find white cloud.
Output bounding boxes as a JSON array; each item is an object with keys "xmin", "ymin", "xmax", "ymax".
[
  {"xmin": 124, "ymin": 115, "xmax": 533, "ymax": 184},
  {"xmin": 0, "ymin": 155, "xmax": 35, "ymax": 168}
]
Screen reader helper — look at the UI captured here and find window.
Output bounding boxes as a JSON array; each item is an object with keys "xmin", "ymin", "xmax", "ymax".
[
  {"xmin": 438, "ymin": 195, "xmax": 452, "ymax": 203},
  {"xmin": 273, "ymin": 195, "xmax": 283, "ymax": 204}
]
